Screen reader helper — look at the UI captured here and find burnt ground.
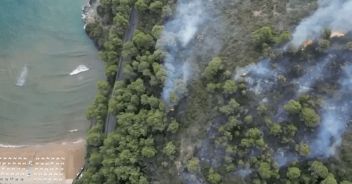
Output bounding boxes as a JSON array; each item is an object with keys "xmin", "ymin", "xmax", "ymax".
[{"xmin": 162, "ymin": 1, "xmax": 320, "ymax": 184}]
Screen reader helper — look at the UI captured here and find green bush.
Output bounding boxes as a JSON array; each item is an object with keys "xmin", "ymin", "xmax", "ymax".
[
  {"xmin": 284, "ymin": 100, "xmax": 302, "ymax": 114},
  {"xmin": 252, "ymin": 26, "xmax": 275, "ymax": 47},
  {"xmin": 202, "ymin": 57, "xmax": 224, "ymax": 81},
  {"xmin": 252, "ymin": 26, "xmax": 291, "ymax": 51},
  {"xmin": 310, "ymin": 161, "xmax": 329, "ymax": 179},
  {"xmin": 187, "ymin": 157, "xmax": 200, "ymax": 173},
  {"xmin": 223, "ymin": 80, "xmax": 238, "ymax": 94},
  {"xmin": 258, "ymin": 162, "xmax": 275, "ymax": 179},
  {"xmin": 321, "ymin": 174, "xmax": 337, "ymax": 184},
  {"xmin": 300, "ymin": 107, "xmax": 320, "ymax": 128},
  {"xmin": 296, "ymin": 143, "xmax": 310, "ymax": 156},
  {"xmin": 163, "ymin": 142, "xmax": 176, "ymax": 157},
  {"xmin": 207, "ymin": 168, "xmax": 222, "ymax": 184},
  {"xmin": 287, "ymin": 167, "xmax": 301, "ymax": 180}
]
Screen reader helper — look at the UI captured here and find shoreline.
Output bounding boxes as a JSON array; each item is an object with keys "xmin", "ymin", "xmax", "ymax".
[
  {"xmin": 0, "ymin": 138, "xmax": 86, "ymax": 183},
  {"xmin": 0, "ymin": 132, "xmax": 87, "ymax": 148},
  {"xmin": 0, "ymin": 1, "xmax": 100, "ymax": 183},
  {"xmin": 0, "ymin": 1, "xmax": 102, "ymax": 183},
  {"xmin": 81, "ymin": 0, "xmax": 99, "ymax": 27},
  {"xmin": 0, "ymin": 137, "xmax": 85, "ymax": 148}
]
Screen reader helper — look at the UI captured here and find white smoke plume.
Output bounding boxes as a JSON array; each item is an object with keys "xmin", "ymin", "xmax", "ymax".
[
  {"xmin": 234, "ymin": 59, "xmax": 285, "ymax": 95},
  {"xmin": 291, "ymin": 0, "xmax": 352, "ymax": 47},
  {"xmin": 274, "ymin": 148, "xmax": 298, "ymax": 167},
  {"xmin": 159, "ymin": 0, "xmax": 207, "ymax": 105},
  {"xmin": 238, "ymin": 55, "xmax": 351, "ymax": 158},
  {"xmin": 295, "ymin": 54, "xmax": 334, "ymax": 94},
  {"xmin": 231, "ymin": 0, "xmax": 352, "ymax": 165},
  {"xmin": 310, "ymin": 64, "xmax": 352, "ymax": 157},
  {"xmin": 234, "ymin": 53, "xmax": 352, "ymax": 160},
  {"xmin": 236, "ymin": 167, "xmax": 252, "ymax": 178}
]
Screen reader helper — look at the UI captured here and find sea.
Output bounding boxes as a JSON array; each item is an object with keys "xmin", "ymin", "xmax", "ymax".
[{"xmin": 0, "ymin": 0, "xmax": 104, "ymax": 145}]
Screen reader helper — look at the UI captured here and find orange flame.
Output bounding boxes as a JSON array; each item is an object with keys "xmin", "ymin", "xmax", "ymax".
[
  {"xmin": 330, "ymin": 31, "xmax": 345, "ymax": 38},
  {"xmin": 303, "ymin": 40, "xmax": 313, "ymax": 48}
]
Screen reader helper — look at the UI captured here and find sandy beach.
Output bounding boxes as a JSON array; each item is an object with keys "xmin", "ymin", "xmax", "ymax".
[{"xmin": 0, "ymin": 139, "xmax": 86, "ymax": 184}]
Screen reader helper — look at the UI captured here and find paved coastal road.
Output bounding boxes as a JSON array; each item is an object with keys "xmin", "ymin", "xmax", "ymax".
[
  {"xmin": 73, "ymin": 5, "xmax": 139, "ymax": 183},
  {"xmin": 104, "ymin": 6, "xmax": 138, "ymax": 133}
]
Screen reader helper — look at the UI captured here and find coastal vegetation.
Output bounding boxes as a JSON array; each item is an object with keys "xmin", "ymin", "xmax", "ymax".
[
  {"xmin": 76, "ymin": 0, "xmax": 176, "ymax": 183},
  {"xmin": 76, "ymin": 0, "xmax": 352, "ymax": 184}
]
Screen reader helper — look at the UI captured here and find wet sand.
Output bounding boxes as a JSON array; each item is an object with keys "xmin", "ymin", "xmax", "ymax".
[{"xmin": 0, "ymin": 139, "xmax": 86, "ymax": 184}]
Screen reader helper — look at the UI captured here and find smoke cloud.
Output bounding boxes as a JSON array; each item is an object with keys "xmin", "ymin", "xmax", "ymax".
[
  {"xmin": 274, "ymin": 148, "xmax": 298, "ymax": 167},
  {"xmin": 291, "ymin": 0, "xmax": 352, "ymax": 47},
  {"xmin": 234, "ymin": 59, "xmax": 285, "ymax": 95},
  {"xmin": 159, "ymin": 0, "xmax": 207, "ymax": 106},
  {"xmin": 234, "ymin": 51, "xmax": 352, "ymax": 161},
  {"xmin": 295, "ymin": 54, "xmax": 334, "ymax": 94},
  {"xmin": 310, "ymin": 64, "xmax": 352, "ymax": 157}
]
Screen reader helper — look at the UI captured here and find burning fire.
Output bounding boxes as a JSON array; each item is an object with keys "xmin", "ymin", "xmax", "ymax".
[
  {"xmin": 330, "ymin": 31, "xmax": 345, "ymax": 38},
  {"xmin": 303, "ymin": 40, "xmax": 313, "ymax": 48},
  {"xmin": 301, "ymin": 32, "xmax": 345, "ymax": 48}
]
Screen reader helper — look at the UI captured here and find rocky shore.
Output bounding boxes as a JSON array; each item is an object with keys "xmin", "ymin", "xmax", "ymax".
[{"xmin": 81, "ymin": 0, "xmax": 99, "ymax": 27}]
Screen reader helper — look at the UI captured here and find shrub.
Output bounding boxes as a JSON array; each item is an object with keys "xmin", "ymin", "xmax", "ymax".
[
  {"xmin": 284, "ymin": 100, "xmax": 302, "ymax": 114},
  {"xmin": 310, "ymin": 161, "xmax": 329, "ymax": 179},
  {"xmin": 203, "ymin": 57, "xmax": 224, "ymax": 81},
  {"xmin": 296, "ymin": 143, "xmax": 310, "ymax": 156},
  {"xmin": 207, "ymin": 168, "xmax": 222, "ymax": 184},
  {"xmin": 163, "ymin": 142, "xmax": 176, "ymax": 157},
  {"xmin": 187, "ymin": 157, "xmax": 200, "ymax": 173},
  {"xmin": 301, "ymin": 107, "xmax": 320, "ymax": 128},
  {"xmin": 287, "ymin": 167, "xmax": 301, "ymax": 180},
  {"xmin": 223, "ymin": 80, "xmax": 238, "ymax": 94},
  {"xmin": 252, "ymin": 26, "xmax": 275, "ymax": 48}
]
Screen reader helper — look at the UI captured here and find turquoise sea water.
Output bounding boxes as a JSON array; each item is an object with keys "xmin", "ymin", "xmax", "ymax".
[{"xmin": 0, "ymin": 0, "xmax": 104, "ymax": 144}]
